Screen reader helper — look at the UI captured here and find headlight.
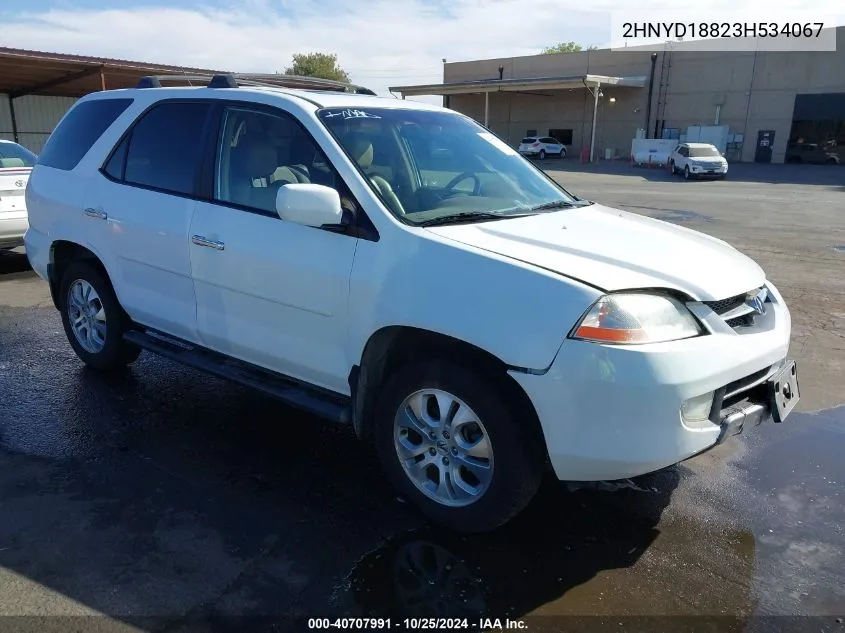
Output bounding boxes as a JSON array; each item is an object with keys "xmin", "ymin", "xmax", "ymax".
[{"xmin": 570, "ymin": 293, "xmax": 703, "ymax": 344}]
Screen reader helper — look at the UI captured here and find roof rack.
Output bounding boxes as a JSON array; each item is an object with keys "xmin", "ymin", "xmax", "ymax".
[{"xmin": 135, "ymin": 73, "xmax": 377, "ymax": 95}]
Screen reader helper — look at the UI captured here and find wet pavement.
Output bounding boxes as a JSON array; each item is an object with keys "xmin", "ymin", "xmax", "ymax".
[{"xmin": 1, "ymin": 162, "xmax": 844, "ymax": 633}]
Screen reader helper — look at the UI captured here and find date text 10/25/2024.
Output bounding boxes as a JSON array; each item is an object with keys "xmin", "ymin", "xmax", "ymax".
[{"xmin": 308, "ymin": 618, "xmax": 528, "ymax": 630}]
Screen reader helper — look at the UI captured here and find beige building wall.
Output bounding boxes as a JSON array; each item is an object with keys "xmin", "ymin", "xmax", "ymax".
[{"xmin": 442, "ymin": 26, "xmax": 845, "ymax": 163}]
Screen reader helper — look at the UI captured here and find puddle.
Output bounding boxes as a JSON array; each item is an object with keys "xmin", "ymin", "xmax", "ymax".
[
  {"xmin": 335, "ymin": 407, "xmax": 845, "ymax": 620},
  {"xmin": 622, "ymin": 204, "xmax": 714, "ymax": 223},
  {"xmin": 653, "ymin": 209, "xmax": 714, "ymax": 223}
]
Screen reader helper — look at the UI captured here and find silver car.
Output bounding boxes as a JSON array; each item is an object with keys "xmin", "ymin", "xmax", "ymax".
[{"xmin": 0, "ymin": 140, "xmax": 36, "ymax": 250}]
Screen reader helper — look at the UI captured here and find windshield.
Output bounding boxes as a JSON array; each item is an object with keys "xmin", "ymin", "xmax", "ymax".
[
  {"xmin": 0, "ymin": 142, "xmax": 36, "ymax": 168},
  {"xmin": 317, "ymin": 107, "xmax": 578, "ymax": 225},
  {"xmin": 689, "ymin": 146, "xmax": 720, "ymax": 158}
]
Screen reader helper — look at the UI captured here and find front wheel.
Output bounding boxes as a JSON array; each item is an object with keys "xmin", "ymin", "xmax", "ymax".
[
  {"xmin": 684, "ymin": 165, "xmax": 692, "ymax": 180},
  {"xmin": 59, "ymin": 261, "xmax": 141, "ymax": 371},
  {"xmin": 559, "ymin": 148, "xmax": 567, "ymax": 159},
  {"xmin": 374, "ymin": 361, "xmax": 544, "ymax": 532}
]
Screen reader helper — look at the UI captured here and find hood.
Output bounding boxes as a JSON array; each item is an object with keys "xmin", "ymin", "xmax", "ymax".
[
  {"xmin": 690, "ymin": 156, "xmax": 726, "ymax": 163},
  {"xmin": 425, "ymin": 204, "xmax": 765, "ymax": 301}
]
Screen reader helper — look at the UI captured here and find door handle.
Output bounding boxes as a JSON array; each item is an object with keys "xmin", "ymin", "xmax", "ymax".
[
  {"xmin": 84, "ymin": 208, "xmax": 108, "ymax": 220},
  {"xmin": 191, "ymin": 235, "xmax": 225, "ymax": 251}
]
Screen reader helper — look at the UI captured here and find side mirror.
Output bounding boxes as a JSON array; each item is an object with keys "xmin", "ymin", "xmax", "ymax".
[{"xmin": 276, "ymin": 183, "xmax": 343, "ymax": 228}]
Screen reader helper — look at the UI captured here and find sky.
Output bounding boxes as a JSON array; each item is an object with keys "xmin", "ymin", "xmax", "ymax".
[{"xmin": 2, "ymin": 0, "xmax": 844, "ymax": 103}]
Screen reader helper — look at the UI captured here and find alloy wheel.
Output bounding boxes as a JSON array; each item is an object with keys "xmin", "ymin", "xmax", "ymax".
[
  {"xmin": 393, "ymin": 389, "xmax": 493, "ymax": 507},
  {"xmin": 67, "ymin": 279, "xmax": 107, "ymax": 353}
]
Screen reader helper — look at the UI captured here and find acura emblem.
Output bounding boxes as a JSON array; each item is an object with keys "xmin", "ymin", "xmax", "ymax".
[
  {"xmin": 14, "ymin": 179, "xmax": 25, "ymax": 188},
  {"xmin": 745, "ymin": 288, "xmax": 768, "ymax": 315}
]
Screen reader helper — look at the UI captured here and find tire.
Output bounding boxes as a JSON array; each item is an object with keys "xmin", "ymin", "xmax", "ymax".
[
  {"xmin": 684, "ymin": 165, "xmax": 692, "ymax": 180},
  {"xmin": 559, "ymin": 148, "xmax": 566, "ymax": 159},
  {"xmin": 539, "ymin": 149, "xmax": 546, "ymax": 160},
  {"xmin": 59, "ymin": 260, "xmax": 141, "ymax": 371},
  {"xmin": 373, "ymin": 360, "xmax": 544, "ymax": 533},
  {"xmin": 670, "ymin": 161, "xmax": 677, "ymax": 174}
]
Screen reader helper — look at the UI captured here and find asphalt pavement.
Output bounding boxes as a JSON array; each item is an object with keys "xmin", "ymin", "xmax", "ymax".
[{"xmin": 0, "ymin": 163, "xmax": 843, "ymax": 632}]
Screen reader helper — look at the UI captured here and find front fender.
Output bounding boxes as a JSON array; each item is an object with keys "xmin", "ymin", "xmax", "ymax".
[{"xmin": 347, "ymin": 227, "xmax": 602, "ymax": 372}]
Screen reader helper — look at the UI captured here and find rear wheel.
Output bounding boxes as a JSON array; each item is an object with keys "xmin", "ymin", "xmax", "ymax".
[
  {"xmin": 374, "ymin": 360, "xmax": 544, "ymax": 532},
  {"xmin": 539, "ymin": 149, "xmax": 546, "ymax": 160},
  {"xmin": 559, "ymin": 148, "xmax": 567, "ymax": 159},
  {"xmin": 670, "ymin": 161, "xmax": 677, "ymax": 174},
  {"xmin": 684, "ymin": 165, "xmax": 692, "ymax": 180},
  {"xmin": 59, "ymin": 261, "xmax": 141, "ymax": 371}
]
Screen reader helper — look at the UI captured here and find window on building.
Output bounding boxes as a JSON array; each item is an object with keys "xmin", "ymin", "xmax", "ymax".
[
  {"xmin": 525, "ymin": 129, "xmax": 537, "ymax": 137},
  {"xmin": 548, "ymin": 129, "xmax": 573, "ymax": 145},
  {"xmin": 37, "ymin": 98, "xmax": 133, "ymax": 171},
  {"xmin": 123, "ymin": 102, "xmax": 211, "ymax": 195}
]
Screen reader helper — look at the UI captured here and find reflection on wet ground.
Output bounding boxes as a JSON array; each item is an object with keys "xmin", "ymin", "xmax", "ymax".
[
  {"xmin": 1, "ymin": 270, "xmax": 844, "ymax": 631},
  {"xmin": 620, "ymin": 205, "xmax": 715, "ymax": 224}
]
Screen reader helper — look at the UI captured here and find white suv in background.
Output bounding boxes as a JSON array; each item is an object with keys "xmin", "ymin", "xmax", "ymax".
[
  {"xmin": 0, "ymin": 139, "xmax": 36, "ymax": 250},
  {"xmin": 670, "ymin": 142, "xmax": 729, "ymax": 180},
  {"xmin": 24, "ymin": 75, "xmax": 797, "ymax": 532},
  {"xmin": 517, "ymin": 136, "xmax": 566, "ymax": 160}
]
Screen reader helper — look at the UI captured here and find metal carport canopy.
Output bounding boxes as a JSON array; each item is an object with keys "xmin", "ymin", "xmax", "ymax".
[
  {"xmin": 0, "ymin": 47, "xmax": 228, "ymax": 145},
  {"xmin": 390, "ymin": 74, "xmax": 647, "ymax": 162},
  {"xmin": 390, "ymin": 74, "xmax": 647, "ymax": 97}
]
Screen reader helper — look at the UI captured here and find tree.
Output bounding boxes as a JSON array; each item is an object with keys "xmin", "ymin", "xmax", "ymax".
[
  {"xmin": 282, "ymin": 52, "xmax": 350, "ymax": 82},
  {"xmin": 541, "ymin": 42, "xmax": 598, "ymax": 54}
]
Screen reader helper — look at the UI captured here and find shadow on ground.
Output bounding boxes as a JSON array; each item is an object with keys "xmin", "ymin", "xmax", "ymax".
[{"xmin": 0, "ymin": 248, "xmax": 32, "ymax": 275}]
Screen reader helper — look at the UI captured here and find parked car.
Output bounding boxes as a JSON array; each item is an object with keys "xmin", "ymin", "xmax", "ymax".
[
  {"xmin": 784, "ymin": 142, "xmax": 840, "ymax": 165},
  {"xmin": 0, "ymin": 139, "xmax": 36, "ymax": 250},
  {"xmin": 24, "ymin": 76, "xmax": 798, "ymax": 533},
  {"xmin": 517, "ymin": 136, "xmax": 567, "ymax": 160},
  {"xmin": 669, "ymin": 142, "xmax": 728, "ymax": 179}
]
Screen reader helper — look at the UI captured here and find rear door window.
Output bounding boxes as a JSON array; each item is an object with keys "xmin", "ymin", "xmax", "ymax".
[
  {"xmin": 37, "ymin": 98, "xmax": 133, "ymax": 171},
  {"xmin": 122, "ymin": 101, "xmax": 211, "ymax": 196}
]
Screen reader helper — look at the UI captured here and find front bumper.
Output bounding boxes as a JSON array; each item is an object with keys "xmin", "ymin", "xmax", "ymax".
[
  {"xmin": 510, "ymin": 281, "xmax": 792, "ymax": 481},
  {"xmin": 690, "ymin": 163, "xmax": 728, "ymax": 176}
]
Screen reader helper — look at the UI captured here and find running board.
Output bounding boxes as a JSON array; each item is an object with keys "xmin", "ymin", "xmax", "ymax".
[{"xmin": 124, "ymin": 330, "xmax": 352, "ymax": 424}]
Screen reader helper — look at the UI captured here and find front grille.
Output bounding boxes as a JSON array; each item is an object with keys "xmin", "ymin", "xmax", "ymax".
[{"xmin": 703, "ymin": 292, "xmax": 746, "ymax": 316}]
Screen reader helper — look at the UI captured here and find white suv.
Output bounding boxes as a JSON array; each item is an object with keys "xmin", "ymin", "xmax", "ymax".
[
  {"xmin": 24, "ymin": 74, "xmax": 798, "ymax": 532},
  {"xmin": 517, "ymin": 136, "xmax": 566, "ymax": 160},
  {"xmin": 670, "ymin": 142, "xmax": 729, "ymax": 180},
  {"xmin": 0, "ymin": 139, "xmax": 37, "ymax": 250}
]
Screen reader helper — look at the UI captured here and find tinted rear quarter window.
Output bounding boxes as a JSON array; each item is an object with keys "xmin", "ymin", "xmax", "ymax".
[
  {"xmin": 123, "ymin": 102, "xmax": 211, "ymax": 196},
  {"xmin": 37, "ymin": 98, "xmax": 133, "ymax": 171}
]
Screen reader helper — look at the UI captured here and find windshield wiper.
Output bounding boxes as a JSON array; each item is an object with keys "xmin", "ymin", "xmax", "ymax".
[
  {"xmin": 416, "ymin": 211, "xmax": 531, "ymax": 227},
  {"xmin": 527, "ymin": 199, "xmax": 593, "ymax": 212}
]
